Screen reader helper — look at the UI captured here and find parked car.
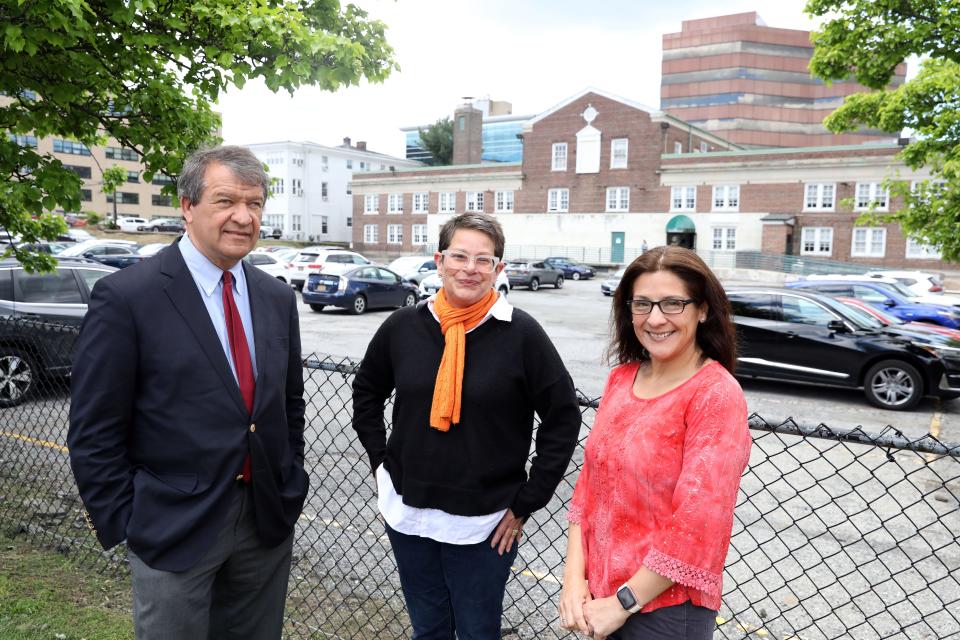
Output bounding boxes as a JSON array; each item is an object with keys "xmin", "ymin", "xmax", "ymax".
[
  {"xmin": 727, "ymin": 286, "xmax": 960, "ymax": 410},
  {"xmin": 786, "ymin": 278, "xmax": 960, "ymax": 329},
  {"xmin": 418, "ymin": 270, "xmax": 510, "ymax": 299},
  {"xmin": 865, "ymin": 270, "xmax": 945, "ymax": 295},
  {"xmin": 117, "ymin": 217, "xmax": 149, "ymax": 233},
  {"xmin": 834, "ymin": 296, "xmax": 960, "ymax": 345},
  {"xmin": 302, "ymin": 265, "xmax": 419, "ymax": 314},
  {"xmin": 289, "ymin": 247, "xmax": 372, "ymax": 290},
  {"xmin": 63, "ymin": 229, "xmax": 93, "ymax": 243},
  {"xmin": 137, "ymin": 242, "xmax": 170, "ymax": 257},
  {"xmin": 388, "ymin": 256, "xmax": 437, "ymax": 284},
  {"xmin": 799, "ymin": 273, "xmax": 960, "ymax": 306},
  {"xmin": 543, "ymin": 257, "xmax": 596, "ymax": 280},
  {"xmin": 244, "ymin": 251, "xmax": 294, "ymax": 285},
  {"xmin": 259, "ymin": 225, "xmax": 283, "ymax": 240},
  {"xmin": 601, "ymin": 268, "xmax": 626, "ymax": 296},
  {"xmin": 58, "ymin": 239, "xmax": 144, "ymax": 270},
  {"xmin": 0, "ymin": 258, "xmax": 117, "ymax": 406},
  {"xmin": 138, "ymin": 217, "xmax": 184, "ymax": 233},
  {"xmin": 504, "ymin": 259, "xmax": 564, "ymax": 291}
]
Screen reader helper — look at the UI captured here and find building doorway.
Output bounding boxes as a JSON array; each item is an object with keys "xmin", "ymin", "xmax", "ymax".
[
  {"xmin": 610, "ymin": 231, "xmax": 625, "ymax": 263},
  {"xmin": 666, "ymin": 215, "xmax": 696, "ymax": 249}
]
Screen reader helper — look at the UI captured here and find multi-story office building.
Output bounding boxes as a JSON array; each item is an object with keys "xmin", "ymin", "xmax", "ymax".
[
  {"xmin": 660, "ymin": 12, "xmax": 907, "ymax": 148},
  {"xmin": 352, "ymin": 87, "xmax": 945, "ymax": 271},
  {"xmin": 8, "ymin": 132, "xmax": 179, "ymax": 222},
  {"xmin": 245, "ymin": 138, "xmax": 420, "ymax": 243},
  {"xmin": 400, "ymin": 98, "xmax": 532, "ymax": 164}
]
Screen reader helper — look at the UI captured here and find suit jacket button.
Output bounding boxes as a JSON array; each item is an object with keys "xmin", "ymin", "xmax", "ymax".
[
  {"xmin": 236, "ymin": 474, "xmax": 244, "ymax": 481},
  {"xmin": 249, "ymin": 423, "xmax": 256, "ymax": 433}
]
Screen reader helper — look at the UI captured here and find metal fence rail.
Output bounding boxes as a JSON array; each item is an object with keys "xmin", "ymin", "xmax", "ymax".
[{"xmin": 1, "ymin": 328, "xmax": 958, "ymax": 639}]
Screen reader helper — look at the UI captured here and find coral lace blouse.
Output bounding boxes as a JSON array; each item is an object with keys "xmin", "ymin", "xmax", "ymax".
[{"xmin": 568, "ymin": 361, "xmax": 751, "ymax": 613}]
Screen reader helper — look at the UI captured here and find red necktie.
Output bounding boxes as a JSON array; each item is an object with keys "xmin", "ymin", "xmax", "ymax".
[{"xmin": 222, "ymin": 271, "xmax": 255, "ymax": 482}]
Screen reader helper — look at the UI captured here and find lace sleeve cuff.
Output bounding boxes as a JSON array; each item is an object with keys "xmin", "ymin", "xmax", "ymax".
[{"xmin": 643, "ymin": 548, "xmax": 722, "ymax": 596}]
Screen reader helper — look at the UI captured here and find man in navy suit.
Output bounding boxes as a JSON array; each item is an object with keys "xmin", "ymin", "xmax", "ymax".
[{"xmin": 68, "ymin": 145, "xmax": 308, "ymax": 639}]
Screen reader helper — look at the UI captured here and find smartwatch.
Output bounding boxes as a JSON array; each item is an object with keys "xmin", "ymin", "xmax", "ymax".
[{"xmin": 616, "ymin": 583, "xmax": 642, "ymax": 614}]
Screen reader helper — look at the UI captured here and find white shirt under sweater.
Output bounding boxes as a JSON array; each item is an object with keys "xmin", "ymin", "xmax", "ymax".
[{"xmin": 376, "ymin": 291, "xmax": 513, "ymax": 544}]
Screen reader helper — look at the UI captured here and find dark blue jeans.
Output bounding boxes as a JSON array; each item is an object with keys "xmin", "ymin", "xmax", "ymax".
[
  {"xmin": 609, "ymin": 601, "xmax": 717, "ymax": 640},
  {"xmin": 385, "ymin": 523, "xmax": 518, "ymax": 640}
]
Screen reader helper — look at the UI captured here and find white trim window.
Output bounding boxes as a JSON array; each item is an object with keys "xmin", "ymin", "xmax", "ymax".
[
  {"xmin": 320, "ymin": 216, "xmax": 328, "ymax": 234},
  {"xmin": 712, "ymin": 185, "xmax": 740, "ymax": 211},
  {"xmin": 552, "ymin": 143, "xmax": 568, "ymax": 171},
  {"xmin": 388, "ymin": 193, "xmax": 404, "ymax": 214},
  {"xmin": 855, "ymin": 182, "xmax": 889, "ymax": 210},
  {"xmin": 801, "ymin": 227, "xmax": 833, "ymax": 256},
  {"xmin": 670, "ymin": 186, "xmax": 696, "ymax": 211},
  {"xmin": 699, "ymin": 141, "xmax": 708, "ymax": 153},
  {"xmin": 466, "ymin": 191, "xmax": 484, "ymax": 212},
  {"xmin": 387, "ymin": 224, "xmax": 403, "ymax": 245},
  {"xmin": 548, "ymin": 188, "xmax": 569, "ymax": 213},
  {"xmin": 364, "ymin": 194, "xmax": 379, "ymax": 214},
  {"xmin": 610, "ymin": 138, "xmax": 628, "ymax": 169},
  {"xmin": 495, "ymin": 190, "xmax": 514, "ymax": 213},
  {"xmin": 412, "ymin": 192, "xmax": 429, "ymax": 214},
  {"xmin": 804, "ymin": 183, "xmax": 835, "ymax": 211},
  {"xmin": 905, "ymin": 238, "xmax": 943, "ymax": 259},
  {"xmin": 852, "ymin": 227, "xmax": 886, "ymax": 257},
  {"xmin": 438, "ymin": 192, "xmax": 456, "ymax": 213},
  {"xmin": 712, "ymin": 226, "xmax": 737, "ymax": 251},
  {"xmin": 363, "ymin": 224, "xmax": 378, "ymax": 243},
  {"xmin": 673, "ymin": 141, "xmax": 683, "ymax": 154},
  {"xmin": 605, "ymin": 187, "xmax": 629, "ymax": 212},
  {"xmin": 412, "ymin": 224, "xmax": 428, "ymax": 245}
]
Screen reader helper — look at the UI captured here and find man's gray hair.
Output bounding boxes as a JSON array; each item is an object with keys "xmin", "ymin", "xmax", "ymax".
[
  {"xmin": 438, "ymin": 213, "xmax": 506, "ymax": 258},
  {"xmin": 177, "ymin": 145, "xmax": 269, "ymax": 205}
]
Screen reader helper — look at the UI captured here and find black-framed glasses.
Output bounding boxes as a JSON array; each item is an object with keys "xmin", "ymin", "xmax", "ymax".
[
  {"xmin": 627, "ymin": 298, "xmax": 696, "ymax": 315},
  {"xmin": 440, "ymin": 250, "xmax": 500, "ymax": 273}
]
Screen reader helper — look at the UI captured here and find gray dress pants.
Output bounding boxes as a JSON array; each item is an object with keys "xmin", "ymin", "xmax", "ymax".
[{"xmin": 128, "ymin": 483, "xmax": 294, "ymax": 640}]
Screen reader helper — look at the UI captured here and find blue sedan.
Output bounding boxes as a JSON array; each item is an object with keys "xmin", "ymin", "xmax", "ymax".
[
  {"xmin": 544, "ymin": 257, "xmax": 596, "ymax": 280},
  {"xmin": 785, "ymin": 279, "xmax": 960, "ymax": 329},
  {"xmin": 302, "ymin": 265, "xmax": 419, "ymax": 315}
]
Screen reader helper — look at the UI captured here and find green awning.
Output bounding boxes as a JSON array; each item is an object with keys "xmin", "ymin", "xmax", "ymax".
[{"xmin": 666, "ymin": 214, "xmax": 696, "ymax": 233}]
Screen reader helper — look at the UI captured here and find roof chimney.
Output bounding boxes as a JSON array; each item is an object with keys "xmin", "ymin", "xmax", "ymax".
[
  {"xmin": 342, "ymin": 136, "xmax": 351, "ymax": 147},
  {"xmin": 356, "ymin": 141, "xmax": 367, "ymax": 151}
]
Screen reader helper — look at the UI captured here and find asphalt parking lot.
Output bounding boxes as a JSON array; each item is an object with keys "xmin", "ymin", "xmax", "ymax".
[{"xmin": 296, "ymin": 275, "xmax": 960, "ymax": 444}]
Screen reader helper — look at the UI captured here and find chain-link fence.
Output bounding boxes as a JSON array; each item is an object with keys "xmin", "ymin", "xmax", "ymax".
[{"xmin": 1, "ymin": 320, "xmax": 958, "ymax": 639}]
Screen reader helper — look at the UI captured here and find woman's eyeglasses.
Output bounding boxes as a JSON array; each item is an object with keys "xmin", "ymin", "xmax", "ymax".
[
  {"xmin": 626, "ymin": 298, "xmax": 696, "ymax": 315},
  {"xmin": 440, "ymin": 250, "xmax": 500, "ymax": 274}
]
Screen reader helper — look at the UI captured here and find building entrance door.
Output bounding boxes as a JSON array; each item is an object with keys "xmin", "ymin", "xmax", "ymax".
[
  {"xmin": 665, "ymin": 215, "xmax": 696, "ymax": 249},
  {"xmin": 610, "ymin": 232, "xmax": 625, "ymax": 263}
]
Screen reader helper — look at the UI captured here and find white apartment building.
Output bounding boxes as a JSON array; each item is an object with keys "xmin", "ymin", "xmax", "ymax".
[{"xmin": 245, "ymin": 138, "xmax": 421, "ymax": 243}]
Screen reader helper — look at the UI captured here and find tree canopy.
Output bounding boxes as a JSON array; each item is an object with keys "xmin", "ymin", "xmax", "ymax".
[
  {"xmin": 418, "ymin": 117, "xmax": 453, "ymax": 166},
  {"xmin": 1, "ymin": 0, "xmax": 396, "ymax": 270},
  {"xmin": 807, "ymin": 0, "xmax": 960, "ymax": 260}
]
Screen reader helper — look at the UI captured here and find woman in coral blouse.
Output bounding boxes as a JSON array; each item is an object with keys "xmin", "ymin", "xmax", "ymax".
[{"xmin": 559, "ymin": 246, "xmax": 752, "ymax": 639}]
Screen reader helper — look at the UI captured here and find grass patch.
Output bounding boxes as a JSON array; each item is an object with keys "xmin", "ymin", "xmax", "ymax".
[{"xmin": 0, "ymin": 533, "xmax": 132, "ymax": 640}]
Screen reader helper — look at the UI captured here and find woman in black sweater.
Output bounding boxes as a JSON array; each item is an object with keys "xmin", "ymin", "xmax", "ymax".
[{"xmin": 353, "ymin": 213, "xmax": 581, "ymax": 640}]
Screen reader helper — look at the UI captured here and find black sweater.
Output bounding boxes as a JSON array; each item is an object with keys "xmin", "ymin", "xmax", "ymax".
[{"xmin": 352, "ymin": 302, "xmax": 581, "ymax": 519}]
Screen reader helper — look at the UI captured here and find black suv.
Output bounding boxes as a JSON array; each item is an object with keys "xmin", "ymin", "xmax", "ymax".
[
  {"xmin": 727, "ymin": 286, "xmax": 960, "ymax": 411},
  {"xmin": 0, "ymin": 258, "xmax": 117, "ymax": 406}
]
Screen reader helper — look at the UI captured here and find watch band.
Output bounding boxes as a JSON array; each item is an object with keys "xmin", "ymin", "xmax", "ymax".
[{"xmin": 616, "ymin": 583, "xmax": 642, "ymax": 614}]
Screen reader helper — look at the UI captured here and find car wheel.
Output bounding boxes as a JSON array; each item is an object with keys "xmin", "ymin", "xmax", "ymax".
[
  {"xmin": 402, "ymin": 292, "xmax": 417, "ymax": 307},
  {"xmin": 498, "ymin": 285, "xmax": 509, "ymax": 296},
  {"xmin": 259, "ymin": 230, "xmax": 266, "ymax": 239},
  {"xmin": 572, "ymin": 272, "xmax": 581, "ymax": 281},
  {"xmin": 0, "ymin": 348, "xmax": 37, "ymax": 408},
  {"xmin": 309, "ymin": 304, "xmax": 325, "ymax": 313},
  {"xmin": 555, "ymin": 275, "xmax": 564, "ymax": 289},
  {"xmin": 530, "ymin": 277, "xmax": 540, "ymax": 291},
  {"xmin": 351, "ymin": 295, "xmax": 367, "ymax": 315},
  {"xmin": 864, "ymin": 359, "xmax": 923, "ymax": 410}
]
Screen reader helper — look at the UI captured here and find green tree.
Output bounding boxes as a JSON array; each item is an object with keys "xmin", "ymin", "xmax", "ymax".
[
  {"xmin": 100, "ymin": 165, "xmax": 127, "ymax": 228},
  {"xmin": 807, "ymin": 0, "xmax": 960, "ymax": 259},
  {"xmin": 1, "ymin": 0, "xmax": 396, "ymax": 271},
  {"xmin": 419, "ymin": 117, "xmax": 454, "ymax": 165}
]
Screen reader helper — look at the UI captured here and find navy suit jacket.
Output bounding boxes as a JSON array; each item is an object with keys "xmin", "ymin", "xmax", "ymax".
[{"xmin": 68, "ymin": 244, "xmax": 308, "ymax": 571}]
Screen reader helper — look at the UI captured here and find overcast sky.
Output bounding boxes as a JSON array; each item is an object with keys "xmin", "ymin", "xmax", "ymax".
[{"xmin": 218, "ymin": 0, "xmax": 818, "ymax": 157}]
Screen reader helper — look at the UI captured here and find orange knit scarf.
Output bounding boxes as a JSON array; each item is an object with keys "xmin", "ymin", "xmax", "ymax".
[{"xmin": 429, "ymin": 287, "xmax": 499, "ymax": 432}]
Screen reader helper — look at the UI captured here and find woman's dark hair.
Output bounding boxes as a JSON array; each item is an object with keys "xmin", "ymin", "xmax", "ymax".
[{"xmin": 607, "ymin": 246, "xmax": 737, "ymax": 373}]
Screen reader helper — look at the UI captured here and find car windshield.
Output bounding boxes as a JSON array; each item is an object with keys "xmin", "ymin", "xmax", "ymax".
[
  {"xmin": 295, "ymin": 253, "xmax": 317, "ymax": 263},
  {"xmin": 821, "ymin": 297, "xmax": 885, "ymax": 329},
  {"xmin": 611, "ymin": 268, "xmax": 626, "ymax": 279},
  {"xmin": 878, "ymin": 280, "xmax": 923, "ymax": 299}
]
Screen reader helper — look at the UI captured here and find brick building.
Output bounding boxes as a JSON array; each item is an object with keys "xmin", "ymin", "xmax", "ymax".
[
  {"xmin": 661, "ymin": 12, "xmax": 906, "ymax": 148},
  {"xmin": 351, "ymin": 88, "xmax": 945, "ymax": 271}
]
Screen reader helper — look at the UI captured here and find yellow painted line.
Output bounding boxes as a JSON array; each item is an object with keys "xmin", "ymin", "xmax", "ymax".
[
  {"xmin": 930, "ymin": 410, "xmax": 942, "ymax": 440},
  {"xmin": 0, "ymin": 430, "xmax": 68, "ymax": 454}
]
